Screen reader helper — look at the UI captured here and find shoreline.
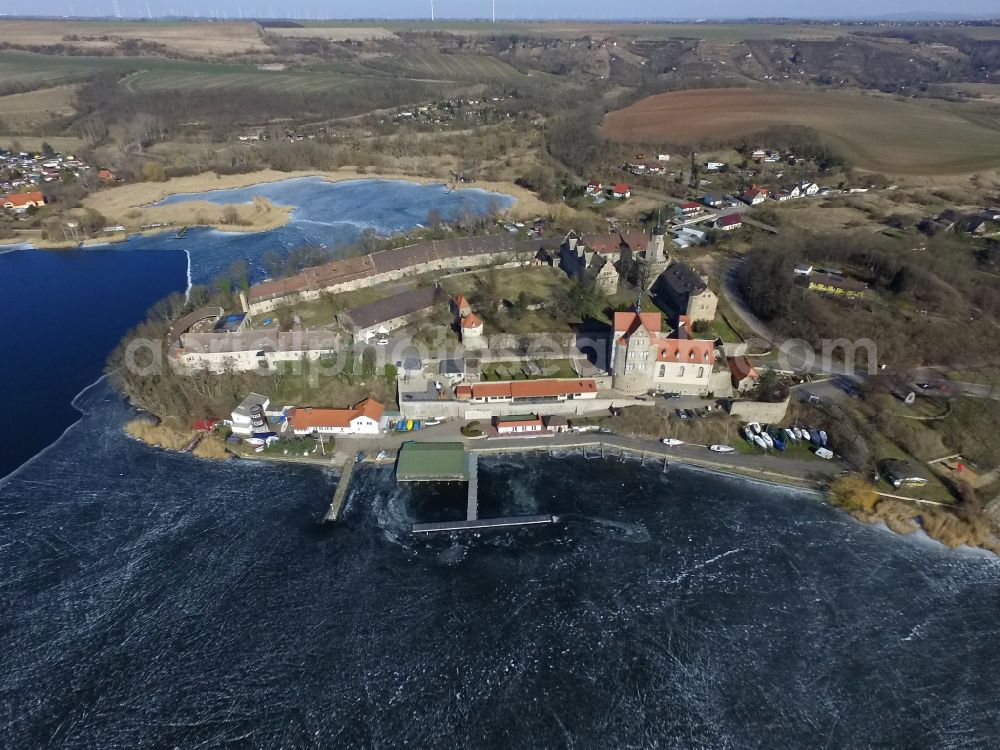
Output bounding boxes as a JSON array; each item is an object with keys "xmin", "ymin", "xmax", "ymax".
[
  {"xmin": 83, "ymin": 168, "xmax": 545, "ymax": 230},
  {"xmin": 217, "ymin": 434, "xmax": 999, "ymax": 555},
  {"xmin": 3, "ymin": 169, "xmax": 547, "ymax": 251}
]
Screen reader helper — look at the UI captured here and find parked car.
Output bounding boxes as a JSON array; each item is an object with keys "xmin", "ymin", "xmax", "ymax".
[{"xmin": 676, "ymin": 409, "xmax": 689, "ymax": 419}]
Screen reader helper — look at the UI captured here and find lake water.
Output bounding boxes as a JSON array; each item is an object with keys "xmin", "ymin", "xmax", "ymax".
[
  {"xmin": 1, "ymin": 384, "xmax": 998, "ymax": 746},
  {"xmin": 2, "ymin": 177, "xmax": 999, "ymax": 747},
  {"xmin": 0, "ymin": 177, "xmax": 514, "ymax": 479}
]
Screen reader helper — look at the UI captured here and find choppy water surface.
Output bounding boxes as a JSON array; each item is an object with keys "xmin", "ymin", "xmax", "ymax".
[{"xmin": 1, "ymin": 382, "xmax": 998, "ymax": 748}]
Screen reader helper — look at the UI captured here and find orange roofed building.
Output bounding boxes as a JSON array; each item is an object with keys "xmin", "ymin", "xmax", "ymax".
[
  {"xmin": 2, "ymin": 190, "xmax": 45, "ymax": 212},
  {"xmin": 611, "ymin": 310, "xmax": 719, "ymax": 396},
  {"xmin": 288, "ymin": 398, "xmax": 384, "ymax": 436},
  {"xmin": 455, "ymin": 379, "xmax": 598, "ymax": 404}
]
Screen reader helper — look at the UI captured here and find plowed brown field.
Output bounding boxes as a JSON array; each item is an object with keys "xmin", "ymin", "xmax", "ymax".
[{"xmin": 603, "ymin": 88, "xmax": 1000, "ymax": 175}]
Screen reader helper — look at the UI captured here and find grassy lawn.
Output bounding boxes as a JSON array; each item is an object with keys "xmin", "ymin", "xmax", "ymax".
[
  {"xmin": 480, "ymin": 358, "xmax": 578, "ymax": 381},
  {"xmin": 714, "ymin": 295, "xmax": 760, "ymax": 343},
  {"xmin": 947, "ymin": 367, "xmax": 1000, "ymax": 388},
  {"xmin": 440, "ymin": 265, "xmax": 567, "ymax": 303},
  {"xmin": 705, "ymin": 314, "xmax": 743, "ymax": 343}
]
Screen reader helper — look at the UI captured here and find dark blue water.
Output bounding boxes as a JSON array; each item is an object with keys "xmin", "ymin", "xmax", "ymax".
[
  {"xmin": 0, "ymin": 178, "xmax": 513, "ymax": 479},
  {"xmin": 1, "ymin": 381, "xmax": 998, "ymax": 747},
  {"xmin": 0, "ymin": 246, "xmax": 187, "ymax": 479}
]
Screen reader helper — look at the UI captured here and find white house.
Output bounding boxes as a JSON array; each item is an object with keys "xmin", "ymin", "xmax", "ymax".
[
  {"xmin": 494, "ymin": 414, "xmax": 545, "ymax": 435},
  {"xmin": 612, "ymin": 183, "xmax": 631, "ymax": 199},
  {"xmin": 705, "ymin": 161, "xmax": 725, "ymax": 171},
  {"xmin": 657, "ymin": 154, "xmax": 671, "ymax": 162},
  {"xmin": 288, "ymin": 399, "xmax": 384, "ymax": 436},
  {"xmin": 230, "ymin": 392, "xmax": 271, "ymax": 436},
  {"xmin": 799, "ymin": 181, "xmax": 819, "ymax": 196}
]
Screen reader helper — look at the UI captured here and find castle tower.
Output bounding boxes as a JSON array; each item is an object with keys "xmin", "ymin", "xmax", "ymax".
[{"xmin": 642, "ymin": 225, "xmax": 670, "ymax": 289}]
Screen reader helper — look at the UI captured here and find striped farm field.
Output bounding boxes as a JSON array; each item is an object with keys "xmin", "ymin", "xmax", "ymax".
[
  {"xmin": 120, "ymin": 68, "xmax": 356, "ymax": 94},
  {"xmin": 368, "ymin": 53, "xmax": 524, "ymax": 82},
  {"xmin": 604, "ymin": 87, "xmax": 1000, "ymax": 175}
]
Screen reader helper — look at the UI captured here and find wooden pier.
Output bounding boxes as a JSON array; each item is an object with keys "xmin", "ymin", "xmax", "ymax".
[
  {"xmin": 323, "ymin": 459, "xmax": 355, "ymax": 522},
  {"xmin": 412, "ymin": 515, "xmax": 556, "ymax": 534},
  {"xmin": 466, "ymin": 452, "xmax": 479, "ymax": 522}
]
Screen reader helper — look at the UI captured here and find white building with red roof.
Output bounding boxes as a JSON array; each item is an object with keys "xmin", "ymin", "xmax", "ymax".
[
  {"xmin": 2, "ymin": 190, "xmax": 45, "ymax": 212},
  {"xmin": 611, "ymin": 183, "xmax": 631, "ymax": 199},
  {"xmin": 460, "ymin": 311, "xmax": 484, "ymax": 343},
  {"xmin": 611, "ymin": 311, "xmax": 719, "ymax": 396},
  {"xmin": 741, "ymin": 185, "xmax": 769, "ymax": 206},
  {"xmin": 288, "ymin": 398, "xmax": 384, "ymax": 436}
]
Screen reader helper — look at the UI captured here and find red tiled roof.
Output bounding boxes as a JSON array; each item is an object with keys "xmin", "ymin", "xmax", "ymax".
[
  {"xmin": 716, "ymin": 213, "xmax": 742, "ymax": 227},
  {"xmin": 681, "ymin": 201, "xmax": 701, "ymax": 210},
  {"xmin": 496, "ymin": 415, "xmax": 544, "ymax": 428},
  {"xmin": 3, "ymin": 191, "xmax": 44, "ymax": 207},
  {"xmin": 464, "ymin": 379, "xmax": 598, "ymax": 400},
  {"xmin": 728, "ymin": 356, "xmax": 758, "ymax": 382},
  {"xmin": 454, "ymin": 294, "xmax": 469, "ymax": 309},
  {"xmin": 619, "ymin": 231, "xmax": 650, "ymax": 252},
  {"xmin": 613, "ymin": 183, "xmax": 630, "ymax": 193},
  {"xmin": 614, "ymin": 311, "xmax": 662, "ymax": 336},
  {"xmin": 581, "ymin": 233, "xmax": 621, "ymax": 254},
  {"xmin": 460, "ymin": 312, "xmax": 483, "ymax": 329},
  {"xmin": 289, "ymin": 399, "xmax": 383, "ymax": 430},
  {"xmin": 656, "ymin": 339, "xmax": 716, "ymax": 365}
]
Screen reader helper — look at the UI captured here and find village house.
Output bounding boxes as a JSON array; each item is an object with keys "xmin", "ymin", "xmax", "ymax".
[
  {"xmin": 799, "ymin": 181, "xmax": 819, "ymax": 196},
  {"xmin": 680, "ymin": 201, "xmax": 703, "ymax": 216},
  {"xmin": 653, "ymin": 261, "xmax": 718, "ymax": 323},
  {"xmin": 610, "ymin": 311, "xmax": 723, "ymax": 396},
  {"xmin": 288, "ymin": 398, "xmax": 384, "ymax": 436},
  {"xmin": 705, "ymin": 161, "xmax": 726, "ymax": 171},
  {"xmin": 702, "ymin": 193, "xmax": 726, "ymax": 208},
  {"xmin": 544, "ymin": 415, "xmax": 570, "ymax": 433},
  {"xmin": 611, "ymin": 183, "xmax": 631, "ymax": 199},
  {"xmin": 728, "ymin": 355, "xmax": 759, "ymax": 393},
  {"xmin": 585, "ymin": 180, "xmax": 603, "ymax": 195},
  {"xmin": 494, "ymin": 414, "xmax": 545, "ymax": 435},
  {"xmin": 229, "ymin": 392, "xmax": 273, "ymax": 437},
  {"xmin": 714, "ymin": 213, "xmax": 743, "ymax": 232},
  {"xmin": 805, "ymin": 272, "xmax": 868, "ymax": 299},
  {"xmin": 741, "ymin": 185, "xmax": 769, "ymax": 206},
  {"xmin": 1, "ymin": 190, "xmax": 45, "ymax": 212}
]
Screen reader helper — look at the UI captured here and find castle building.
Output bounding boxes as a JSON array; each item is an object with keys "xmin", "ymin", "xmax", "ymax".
[
  {"xmin": 611, "ymin": 311, "xmax": 720, "ymax": 396},
  {"xmin": 653, "ymin": 261, "xmax": 718, "ymax": 323}
]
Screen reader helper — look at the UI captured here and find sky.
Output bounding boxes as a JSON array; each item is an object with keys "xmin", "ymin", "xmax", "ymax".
[{"xmin": 13, "ymin": 1, "xmax": 1000, "ymax": 21}]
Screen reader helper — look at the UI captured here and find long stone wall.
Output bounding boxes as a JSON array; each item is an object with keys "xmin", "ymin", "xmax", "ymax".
[
  {"xmin": 247, "ymin": 235, "xmax": 559, "ymax": 315},
  {"xmin": 399, "ymin": 397, "xmax": 651, "ymax": 421},
  {"xmin": 725, "ymin": 398, "xmax": 791, "ymax": 423}
]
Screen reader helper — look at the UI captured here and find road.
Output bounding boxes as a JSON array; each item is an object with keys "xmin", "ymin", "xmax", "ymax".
[
  {"xmin": 269, "ymin": 418, "xmax": 845, "ymax": 491},
  {"xmin": 632, "ymin": 188, "xmax": 779, "ymax": 233}
]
